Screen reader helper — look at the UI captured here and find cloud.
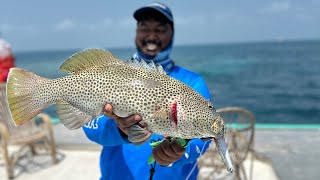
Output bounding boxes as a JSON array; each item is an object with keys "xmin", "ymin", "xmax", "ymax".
[
  {"xmin": 79, "ymin": 24, "xmax": 98, "ymax": 32},
  {"xmin": 118, "ymin": 17, "xmax": 135, "ymax": 27},
  {"xmin": 175, "ymin": 11, "xmax": 246, "ymax": 27},
  {"xmin": 0, "ymin": 24, "xmax": 14, "ymax": 33},
  {"xmin": 260, "ymin": 1, "xmax": 291, "ymax": 13},
  {"xmin": 0, "ymin": 16, "xmax": 134, "ymax": 36},
  {"xmin": 103, "ymin": 18, "xmax": 114, "ymax": 26},
  {"xmin": 52, "ymin": 17, "xmax": 135, "ymax": 32},
  {"xmin": 0, "ymin": 24, "xmax": 38, "ymax": 33},
  {"xmin": 212, "ymin": 11, "xmax": 237, "ymax": 22},
  {"xmin": 54, "ymin": 18, "xmax": 75, "ymax": 31},
  {"xmin": 175, "ymin": 15, "xmax": 206, "ymax": 25}
]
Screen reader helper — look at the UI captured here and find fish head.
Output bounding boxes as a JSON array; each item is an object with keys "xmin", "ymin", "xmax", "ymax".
[
  {"xmin": 202, "ymin": 100, "xmax": 226, "ymax": 138},
  {"xmin": 190, "ymin": 99, "xmax": 233, "ymax": 173},
  {"xmin": 173, "ymin": 94, "xmax": 226, "ymax": 138},
  {"xmin": 209, "ymin": 110, "xmax": 226, "ymax": 138}
]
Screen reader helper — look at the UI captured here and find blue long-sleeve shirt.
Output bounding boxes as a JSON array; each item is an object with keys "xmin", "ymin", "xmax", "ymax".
[{"xmin": 83, "ymin": 66, "xmax": 212, "ymax": 180}]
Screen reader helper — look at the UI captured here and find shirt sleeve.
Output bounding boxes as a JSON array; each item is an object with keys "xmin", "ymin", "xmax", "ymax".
[
  {"xmin": 190, "ymin": 76, "xmax": 212, "ymax": 100},
  {"xmin": 82, "ymin": 115, "xmax": 130, "ymax": 146}
]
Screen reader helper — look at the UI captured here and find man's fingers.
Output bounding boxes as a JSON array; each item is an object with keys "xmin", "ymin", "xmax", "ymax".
[
  {"xmin": 104, "ymin": 104, "xmax": 113, "ymax": 114},
  {"xmin": 161, "ymin": 140, "xmax": 182, "ymax": 159},
  {"xmin": 104, "ymin": 104, "xmax": 142, "ymax": 128},
  {"xmin": 156, "ymin": 140, "xmax": 172, "ymax": 161},
  {"xmin": 119, "ymin": 127, "xmax": 129, "ymax": 135},
  {"xmin": 103, "ymin": 104, "xmax": 144, "ymax": 137},
  {"xmin": 171, "ymin": 139, "xmax": 186, "ymax": 155},
  {"xmin": 117, "ymin": 114, "xmax": 141, "ymax": 128},
  {"xmin": 152, "ymin": 139, "xmax": 186, "ymax": 166},
  {"xmin": 152, "ymin": 147, "xmax": 171, "ymax": 166},
  {"xmin": 103, "ymin": 104, "xmax": 118, "ymax": 119}
]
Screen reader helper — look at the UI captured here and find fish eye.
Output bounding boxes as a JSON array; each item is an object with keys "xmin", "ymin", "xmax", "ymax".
[{"xmin": 207, "ymin": 101, "xmax": 214, "ymax": 110}]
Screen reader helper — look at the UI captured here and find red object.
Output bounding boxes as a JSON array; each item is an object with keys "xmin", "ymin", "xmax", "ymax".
[
  {"xmin": 0, "ymin": 39, "xmax": 15, "ymax": 82},
  {"xmin": 170, "ymin": 101, "xmax": 178, "ymax": 127}
]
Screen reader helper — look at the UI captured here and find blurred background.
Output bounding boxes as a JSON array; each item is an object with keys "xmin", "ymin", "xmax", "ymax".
[{"xmin": 1, "ymin": 1, "xmax": 320, "ymax": 180}]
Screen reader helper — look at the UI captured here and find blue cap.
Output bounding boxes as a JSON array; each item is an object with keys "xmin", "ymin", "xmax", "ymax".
[{"xmin": 134, "ymin": 2, "xmax": 173, "ymax": 23}]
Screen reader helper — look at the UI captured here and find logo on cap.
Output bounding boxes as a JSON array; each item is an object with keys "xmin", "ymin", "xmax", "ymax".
[{"xmin": 150, "ymin": 2, "xmax": 167, "ymax": 10}]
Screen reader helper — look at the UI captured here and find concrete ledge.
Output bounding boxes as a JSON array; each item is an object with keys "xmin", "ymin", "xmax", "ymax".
[
  {"xmin": 0, "ymin": 148, "xmax": 101, "ymax": 180},
  {"xmin": 1, "ymin": 123, "xmax": 318, "ymax": 180}
]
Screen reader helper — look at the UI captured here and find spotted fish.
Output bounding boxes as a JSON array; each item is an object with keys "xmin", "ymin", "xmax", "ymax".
[{"xmin": 6, "ymin": 49, "xmax": 233, "ymax": 172}]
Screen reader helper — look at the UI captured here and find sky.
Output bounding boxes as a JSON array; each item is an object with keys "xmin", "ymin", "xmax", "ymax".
[{"xmin": 1, "ymin": 0, "xmax": 319, "ymax": 52}]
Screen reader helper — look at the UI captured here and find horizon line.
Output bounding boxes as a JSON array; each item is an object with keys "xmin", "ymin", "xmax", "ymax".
[{"xmin": 14, "ymin": 38, "xmax": 320, "ymax": 54}]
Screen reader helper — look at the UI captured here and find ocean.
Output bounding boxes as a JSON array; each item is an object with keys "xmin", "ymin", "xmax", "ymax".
[{"xmin": 14, "ymin": 40, "xmax": 320, "ymax": 124}]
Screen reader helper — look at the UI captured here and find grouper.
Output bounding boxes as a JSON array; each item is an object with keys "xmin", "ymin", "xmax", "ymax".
[{"xmin": 6, "ymin": 49, "xmax": 233, "ymax": 173}]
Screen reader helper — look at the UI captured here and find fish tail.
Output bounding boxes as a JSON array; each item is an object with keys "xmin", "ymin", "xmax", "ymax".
[{"xmin": 6, "ymin": 68, "xmax": 53, "ymax": 126}]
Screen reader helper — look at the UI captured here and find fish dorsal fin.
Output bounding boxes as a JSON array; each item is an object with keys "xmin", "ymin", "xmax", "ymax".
[
  {"xmin": 127, "ymin": 59, "xmax": 166, "ymax": 75},
  {"xmin": 140, "ymin": 59, "xmax": 149, "ymax": 70},
  {"xmin": 60, "ymin": 49, "xmax": 123, "ymax": 74},
  {"xmin": 157, "ymin": 64, "xmax": 165, "ymax": 75},
  {"xmin": 126, "ymin": 59, "xmax": 139, "ymax": 68},
  {"xmin": 148, "ymin": 61, "xmax": 156, "ymax": 71}
]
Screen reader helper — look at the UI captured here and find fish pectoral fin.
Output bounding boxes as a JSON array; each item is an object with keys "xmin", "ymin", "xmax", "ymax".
[
  {"xmin": 151, "ymin": 109, "xmax": 169, "ymax": 120},
  {"xmin": 59, "ymin": 49, "xmax": 123, "ymax": 74},
  {"xmin": 200, "ymin": 137, "xmax": 213, "ymax": 142},
  {"xmin": 56, "ymin": 100, "xmax": 93, "ymax": 130},
  {"xmin": 128, "ymin": 124, "xmax": 151, "ymax": 145}
]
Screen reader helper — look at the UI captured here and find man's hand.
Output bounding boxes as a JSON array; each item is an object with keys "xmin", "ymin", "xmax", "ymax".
[
  {"xmin": 152, "ymin": 139, "xmax": 186, "ymax": 166},
  {"xmin": 104, "ymin": 104, "xmax": 141, "ymax": 136}
]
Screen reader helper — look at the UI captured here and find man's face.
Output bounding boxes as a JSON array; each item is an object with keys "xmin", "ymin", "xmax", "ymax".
[{"xmin": 135, "ymin": 19, "xmax": 173, "ymax": 57}]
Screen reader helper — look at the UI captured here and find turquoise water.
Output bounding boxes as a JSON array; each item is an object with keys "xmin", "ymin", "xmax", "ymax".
[{"xmin": 14, "ymin": 40, "xmax": 320, "ymax": 124}]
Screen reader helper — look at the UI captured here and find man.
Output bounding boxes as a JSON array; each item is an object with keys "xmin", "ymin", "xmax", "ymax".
[{"xmin": 83, "ymin": 2, "xmax": 212, "ymax": 179}]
